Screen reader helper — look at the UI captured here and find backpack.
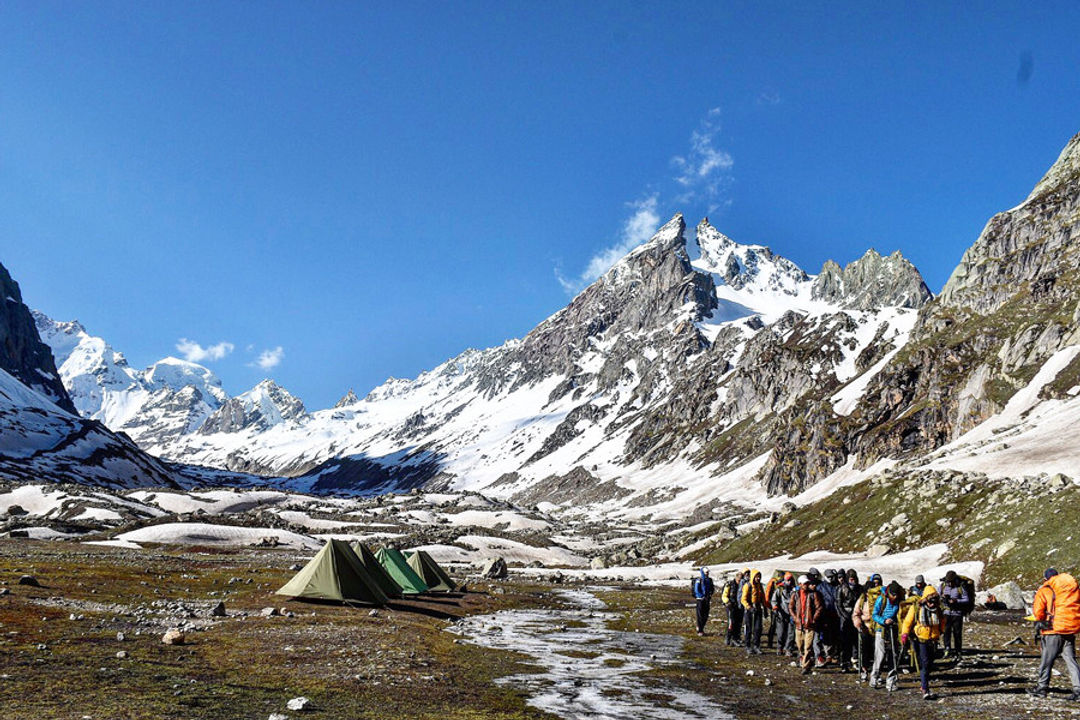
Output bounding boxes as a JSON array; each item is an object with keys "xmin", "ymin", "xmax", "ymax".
[
  {"xmin": 957, "ymin": 575, "xmax": 976, "ymax": 615},
  {"xmin": 724, "ymin": 580, "xmax": 739, "ymax": 605}
]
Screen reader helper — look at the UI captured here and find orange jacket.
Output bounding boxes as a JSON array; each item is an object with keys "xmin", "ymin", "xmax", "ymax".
[{"xmin": 1033, "ymin": 573, "xmax": 1080, "ymax": 635}]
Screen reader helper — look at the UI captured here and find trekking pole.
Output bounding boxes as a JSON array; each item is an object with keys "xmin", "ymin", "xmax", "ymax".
[{"xmin": 888, "ymin": 625, "xmax": 902, "ymax": 691}]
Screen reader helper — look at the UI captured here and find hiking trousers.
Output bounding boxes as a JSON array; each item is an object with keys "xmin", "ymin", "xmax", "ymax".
[
  {"xmin": 838, "ymin": 618, "xmax": 857, "ymax": 668},
  {"xmin": 871, "ymin": 628, "xmax": 899, "ymax": 685},
  {"xmin": 1036, "ymin": 633, "xmax": 1080, "ymax": 692},
  {"xmin": 744, "ymin": 607, "xmax": 763, "ymax": 650},
  {"xmin": 695, "ymin": 598, "xmax": 711, "ymax": 633},
  {"xmin": 726, "ymin": 605, "xmax": 743, "ymax": 645},
  {"xmin": 943, "ymin": 614, "xmax": 964, "ymax": 656},
  {"xmin": 775, "ymin": 611, "xmax": 795, "ymax": 653},
  {"xmin": 795, "ymin": 627, "xmax": 816, "ymax": 670},
  {"xmin": 913, "ymin": 638, "xmax": 935, "ymax": 693}
]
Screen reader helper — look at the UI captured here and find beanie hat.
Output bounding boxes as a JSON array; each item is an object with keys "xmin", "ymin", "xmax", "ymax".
[
  {"xmin": 1046, "ymin": 568, "xmax": 1059, "ymax": 580},
  {"xmin": 914, "ymin": 574, "xmax": 925, "ymax": 585},
  {"xmin": 847, "ymin": 569, "xmax": 859, "ymax": 581}
]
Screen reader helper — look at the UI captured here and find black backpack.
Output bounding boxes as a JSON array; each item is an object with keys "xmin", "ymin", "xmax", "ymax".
[{"xmin": 957, "ymin": 575, "xmax": 976, "ymax": 615}]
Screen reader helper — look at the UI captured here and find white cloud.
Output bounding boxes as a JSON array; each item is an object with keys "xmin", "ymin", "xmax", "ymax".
[
  {"xmin": 252, "ymin": 346, "xmax": 284, "ymax": 370},
  {"xmin": 557, "ymin": 195, "xmax": 661, "ymax": 295},
  {"xmin": 176, "ymin": 338, "xmax": 234, "ymax": 363},
  {"xmin": 554, "ymin": 106, "xmax": 734, "ymax": 295},
  {"xmin": 671, "ymin": 107, "xmax": 733, "ymax": 207}
]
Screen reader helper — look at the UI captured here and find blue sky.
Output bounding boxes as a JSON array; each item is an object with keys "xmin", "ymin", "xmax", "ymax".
[{"xmin": 2, "ymin": 2, "xmax": 1080, "ymax": 408}]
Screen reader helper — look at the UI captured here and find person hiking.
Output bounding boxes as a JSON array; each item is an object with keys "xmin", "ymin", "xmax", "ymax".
[
  {"xmin": 901, "ymin": 583, "xmax": 946, "ymax": 700},
  {"xmin": 763, "ymin": 572, "xmax": 781, "ymax": 649},
  {"xmin": 723, "ymin": 571, "xmax": 745, "ymax": 646},
  {"xmin": 692, "ymin": 567, "xmax": 715, "ymax": 635},
  {"xmin": 772, "ymin": 572, "xmax": 798, "ymax": 656},
  {"xmin": 1028, "ymin": 568, "xmax": 1080, "ymax": 700},
  {"xmin": 853, "ymin": 573, "xmax": 883, "ymax": 682},
  {"xmin": 870, "ymin": 581, "xmax": 906, "ymax": 690},
  {"xmin": 837, "ymin": 568, "xmax": 862, "ymax": 673},
  {"xmin": 790, "ymin": 574, "xmax": 824, "ymax": 674},
  {"xmin": 814, "ymin": 568, "xmax": 841, "ymax": 667},
  {"xmin": 940, "ymin": 570, "xmax": 970, "ymax": 661},
  {"xmin": 742, "ymin": 569, "xmax": 767, "ymax": 654}
]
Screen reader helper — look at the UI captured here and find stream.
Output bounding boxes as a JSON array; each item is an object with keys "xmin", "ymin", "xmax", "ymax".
[{"xmin": 449, "ymin": 589, "xmax": 734, "ymax": 720}]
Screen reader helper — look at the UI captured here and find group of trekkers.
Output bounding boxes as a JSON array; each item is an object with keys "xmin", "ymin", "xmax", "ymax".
[{"xmin": 690, "ymin": 565, "xmax": 1080, "ymax": 702}]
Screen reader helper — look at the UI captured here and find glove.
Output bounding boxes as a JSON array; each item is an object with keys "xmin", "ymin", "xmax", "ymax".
[{"xmin": 901, "ymin": 633, "xmax": 908, "ymax": 644}]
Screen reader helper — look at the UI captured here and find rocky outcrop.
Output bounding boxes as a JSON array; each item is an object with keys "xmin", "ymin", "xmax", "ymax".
[
  {"xmin": 811, "ymin": 249, "xmax": 933, "ymax": 310},
  {"xmin": 0, "ymin": 264, "xmax": 75, "ymax": 413},
  {"xmin": 200, "ymin": 380, "xmax": 307, "ymax": 434}
]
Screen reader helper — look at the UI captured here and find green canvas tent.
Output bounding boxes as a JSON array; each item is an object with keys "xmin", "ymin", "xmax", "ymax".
[
  {"xmin": 350, "ymin": 541, "xmax": 403, "ymax": 599},
  {"xmin": 406, "ymin": 549, "xmax": 457, "ymax": 592},
  {"xmin": 275, "ymin": 539, "xmax": 389, "ymax": 605},
  {"xmin": 375, "ymin": 547, "xmax": 428, "ymax": 594}
]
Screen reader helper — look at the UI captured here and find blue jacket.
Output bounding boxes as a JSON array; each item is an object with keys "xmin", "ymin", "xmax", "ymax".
[
  {"xmin": 818, "ymin": 581, "xmax": 839, "ymax": 614},
  {"xmin": 872, "ymin": 594, "xmax": 900, "ymax": 630},
  {"xmin": 693, "ymin": 571, "xmax": 715, "ymax": 600}
]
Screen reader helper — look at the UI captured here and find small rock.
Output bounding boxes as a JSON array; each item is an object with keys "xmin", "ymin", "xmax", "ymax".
[
  {"xmin": 116, "ymin": 632, "xmax": 125, "ymax": 642},
  {"xmin": 210, "ymin": 601, "xmax": 226, "ymax": 617},
  {"xmin": 161, "ymin": 628, "xmax": 185, "ymax": 645},
  {"xmin": 289, "ymin": 564, "xmax": 303, "ymax": 571},
  {"xmin": 17, "ymin": 575, "xmax": 40, "ymax": 587},
  {"xmin": 746, "ymin": 670, "xmax": 754, "ymax": 676},
  {"xmin": 0, "ymin": 588, "xmax": 9, "ymax": 596},
  {"xmin": 764, "ymin": 678, "xmax": 772, "ymax": 686},
  {"xmin": 286, "ymin": 696, "xmax": 311, "ymax": 711},
  {"xmin": 116, "ymin": 651, "xmax": 128, "ymax": 659},
  {"xmin": 269, "ymin": 715, "xmax": 289, "ymax": 720},
  {"xmin": 261, "ymin": 607, "xmax": 280, "ymax": 617},
  {"xmin": 368, "ymin": 609, "xmax": 379, "ymax": 617}
]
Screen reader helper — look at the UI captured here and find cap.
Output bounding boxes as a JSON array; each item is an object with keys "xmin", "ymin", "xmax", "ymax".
[
  {"xmin": 915, "ymin": 574, "xmax": 925, "ymax": 585},
  {"xmin": 808, "ymin": 567, "xmax": 820, "ymax": 578},
  {"xmin": 824, "ymin": 569, "xmax": 837, "ymax": 579},
  {"xmin": 1046, "ymin": 568, "xmax": 1059, "ymax": 580},
  {"xmin": 798, "ymin": 575, "xmax": 809, "ymax": 585}
]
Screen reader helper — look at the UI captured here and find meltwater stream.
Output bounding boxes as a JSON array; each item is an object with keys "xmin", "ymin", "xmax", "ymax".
[{"xmin": 449, "ymin": 589, "xmax": 734, "ymax": 720}]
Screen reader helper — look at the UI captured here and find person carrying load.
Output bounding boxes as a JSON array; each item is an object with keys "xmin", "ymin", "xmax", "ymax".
[{"xmin": 1028, "ymin": 568, "xmax": 1080, "ymax": 701}]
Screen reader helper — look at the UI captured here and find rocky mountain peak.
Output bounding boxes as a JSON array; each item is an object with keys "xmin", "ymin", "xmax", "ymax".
[
  {"xmin": 198, "ymin": 377, "xmax": 307, "ymax": 435},
  {"xmin": 811, "ymin": 248, "xmax": 932, "ymax": 310},
  {"xmin": 0, "ymin": 263, "xmax": 76, "ymax": 413},
  {"xmin": 692, "ymin": 219, "xmax": 810, "ymax": 296},
  {"xmin": 938, "ymin": 132, "xmax": 1080, "ymax": 314},
  {"xmin": 334, "ymin": 389, "xmax": 360, "ymax": 408}
]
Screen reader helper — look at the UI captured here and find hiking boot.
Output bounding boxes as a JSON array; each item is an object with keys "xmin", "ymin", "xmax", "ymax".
[
  {"xmin": 869, "ymin": 678, "xmax": 881, "ymax": 689},
  {"xmin": 1027, "ymin": 687, "xmax": 1048, "ymax": 698},
  {"xmin": 923, "ymin": 691, "xmax": 935, "ymax": 701}
]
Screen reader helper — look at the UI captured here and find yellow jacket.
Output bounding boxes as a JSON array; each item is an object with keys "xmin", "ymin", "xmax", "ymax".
[
  {"xmin": 901, "ymin": 585, "xmax": 946, "ymax": 642},
  {"xmin": 741, "ymin": 570, "xmax": 766, "ymax": 610}
]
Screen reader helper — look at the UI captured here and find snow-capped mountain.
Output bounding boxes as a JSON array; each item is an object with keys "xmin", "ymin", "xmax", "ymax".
[
  {"xmin": 44, "ymin": 212, "xmax": 929, "ymax": 510},
  {"xmin": 0, "ymin": 267, "xmax": 182, "ymax": 489}
]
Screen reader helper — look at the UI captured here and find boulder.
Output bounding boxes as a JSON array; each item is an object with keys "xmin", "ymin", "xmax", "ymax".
[
  {"xmin": 589, "ymin": 556, "xmax": 607, "ymax": 570},
  {"xmin": 210, "ymin": 601, "xmax": 226, "ymax": 617},
  {"xmin": 287, "ymin": 696, "xmax": 312, "ymax": 711},
  {"xmin": 17, "ymin": 575, "xmax": 40, "ymax": 587},
  {"xmin": 481, "ymin": 557, "xmax": 508, "ymax": 579},
  {"xmin": 977, "ymin": 581, "xmax": 1027, "ymax": 610},
  {"xmin": 161, "ymin": 628, "xmax": 185, "ymax": 645}
]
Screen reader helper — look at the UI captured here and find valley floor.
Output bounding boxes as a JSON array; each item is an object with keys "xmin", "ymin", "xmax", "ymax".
[{"xmin": 0, "ymin": 540, "xmax": 1073, "ymax": 720}]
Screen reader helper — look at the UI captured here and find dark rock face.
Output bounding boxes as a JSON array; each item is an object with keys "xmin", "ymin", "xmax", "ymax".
[
  {"xmin": 811, "ymin": 250, "xmax": 933, "ymax": 310},
  {"xmin": 0, "ymin": 263, "xmax": 76, "ymax": 413},
  {"xmin": 480, "ymin": 214, "xmax": 718, "ymax": 394}
]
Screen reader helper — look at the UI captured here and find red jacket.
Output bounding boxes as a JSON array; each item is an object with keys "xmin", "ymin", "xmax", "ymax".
[{"xmin": 790, "ymin": 586, "xmax": 824, "ymax": 630}]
